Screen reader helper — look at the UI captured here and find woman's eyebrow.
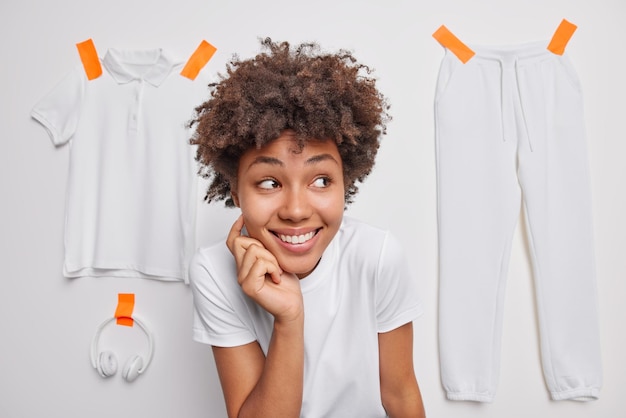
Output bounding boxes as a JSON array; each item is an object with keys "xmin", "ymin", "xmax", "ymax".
[
  {"xmin": 246, "ymin": 156, "xmax": 284, "ymax": 171},
  {"xmin": 305, "ymin": 153, "xmax": 340, "ymax": 165},
  {"xmin": 246, "ymin": 153, "xmax": 339, "ymax": 171}
]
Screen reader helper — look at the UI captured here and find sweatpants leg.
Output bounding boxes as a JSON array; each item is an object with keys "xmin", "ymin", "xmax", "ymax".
[
  {"xmin": 435, "ymin": 43, "xmax": 602, "ymax": 402},
  {"xmin": 515, "ymin": 53, "xmax": 602, "ymax": 401}
]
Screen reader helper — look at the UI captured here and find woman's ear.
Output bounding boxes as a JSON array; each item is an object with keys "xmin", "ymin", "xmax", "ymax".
[{"xmin": 231, "ymin": 191, "xmax": 240, "ymax": 208}]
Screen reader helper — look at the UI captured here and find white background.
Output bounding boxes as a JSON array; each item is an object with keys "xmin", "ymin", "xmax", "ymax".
[{"xmin": 1, "ymin": 0, "xmax": 624, "ymax": 417}]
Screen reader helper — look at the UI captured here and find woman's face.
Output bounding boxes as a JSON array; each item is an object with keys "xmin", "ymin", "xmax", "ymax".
[{"xmin": 232, "ymin": 131, "xmax": 345, "ymax": 278}]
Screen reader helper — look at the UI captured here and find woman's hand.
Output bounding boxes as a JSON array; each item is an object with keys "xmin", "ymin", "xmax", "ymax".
[{"xmin": 226, "ymin": 215, "xmax": 304, "ymax": 323}]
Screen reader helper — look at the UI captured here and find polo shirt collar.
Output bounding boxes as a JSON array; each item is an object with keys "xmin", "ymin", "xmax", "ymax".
[{"xmin": 103, "ymin": 48, "xmax": 182, "ymax": 87}]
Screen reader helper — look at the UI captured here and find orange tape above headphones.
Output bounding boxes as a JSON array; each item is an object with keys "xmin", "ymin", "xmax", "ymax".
[{"xmin": 115, "ymin": 293, "xmax": 135, "ymax": 326}]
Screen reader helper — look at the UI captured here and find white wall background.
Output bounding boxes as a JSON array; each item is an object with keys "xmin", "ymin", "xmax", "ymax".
[{"xmin": 1, "ymin": 0, "xmax": 624, "ymax": 417}]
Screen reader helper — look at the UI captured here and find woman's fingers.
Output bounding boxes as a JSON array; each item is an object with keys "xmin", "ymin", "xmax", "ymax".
[
  {"xmin": 224, "ymin": 215, "xmax": 301, "ymax": 320},
  {"xmin": 238, "ymin": 243, "xmax": 282, "ymax": 285},
  {"xmin": 226, "ymin": 215, "xmax": 283, "ymax": 285},
  {"xmin": 226, "ymin": 215, "xmax": 246, "ymax": 254},
  {"xmin": 240, "ymin": 256, "xmax": 284, "ymax": 295}
]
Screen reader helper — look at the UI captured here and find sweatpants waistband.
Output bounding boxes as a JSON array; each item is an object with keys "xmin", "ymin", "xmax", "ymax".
[{"xmin": 466, "ymin": 41, "xmax": 555, "ymax": 68}]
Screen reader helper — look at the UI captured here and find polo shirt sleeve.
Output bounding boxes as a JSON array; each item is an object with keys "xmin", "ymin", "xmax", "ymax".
[
  {"xmin": 31, "ymin": 65, "xmax": 84, "ymax": 146},
  {"xmin": 189, "ymin": 248, "xmax": 257, "ymax": 347},
  {"xmin": 375, "ymin": 232, "xmax": 424, "ymax": 333}
]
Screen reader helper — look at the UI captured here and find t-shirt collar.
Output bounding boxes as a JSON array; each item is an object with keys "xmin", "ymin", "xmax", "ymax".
[
  {"xmin": 298, "ymin": 218, "xmax": 343, "ymax": 294},
  {"xmin": 102, "ymin": 48, "xmax": 181, "ymax": 87}
]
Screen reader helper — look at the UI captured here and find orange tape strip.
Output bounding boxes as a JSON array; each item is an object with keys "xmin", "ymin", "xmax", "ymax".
[
  {"xmin": 114, "ymin": 293, "xmax": 135, "ymax": 327},
  {"xmin": 76, "ymin": 39, "xmax": 102, "ymax": 80},
  {"xmin": 432, "ymin": 25, "xmax": 475, "ymax": 64},
  {"xmin": 547, "ymin": 19, "xmax": 577, "ymax": 55},
  {"xmin": 181, "ymin": 40, "xmax": 217, "ymax": 80}
]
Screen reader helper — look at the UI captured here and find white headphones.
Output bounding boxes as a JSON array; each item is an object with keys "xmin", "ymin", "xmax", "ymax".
[{"xmin": 90, "ymin": 316, "xmax": 155, "ymax": 382}]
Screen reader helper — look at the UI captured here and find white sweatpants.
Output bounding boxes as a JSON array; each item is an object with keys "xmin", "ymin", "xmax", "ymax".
[{"xmin": 435, "ymin": 41, "xmax": 602, "ymax": 402}]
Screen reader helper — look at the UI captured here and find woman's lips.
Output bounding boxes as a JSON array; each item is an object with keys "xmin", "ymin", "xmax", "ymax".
[{"xmin": 271, "ymin": 228, "xmax": 321, "ymax": 252}]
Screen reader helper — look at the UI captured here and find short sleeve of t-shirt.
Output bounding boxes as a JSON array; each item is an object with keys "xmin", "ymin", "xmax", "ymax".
[
  {"xmin": 189, "ymin": 247, "xmax": 257, "ymax": 347},
  {"xmin": 375, "ymin": 231, "xmax": 423, "ymax": 333},
  {"xmin": 31, "ymin": 65, "xmax": 84, "ymax": 146}
]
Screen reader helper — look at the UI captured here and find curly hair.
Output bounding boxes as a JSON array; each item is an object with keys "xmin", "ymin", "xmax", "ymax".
[{"xmin": 189, "ymin": 37, "xmax": 390, "ymax": 207}]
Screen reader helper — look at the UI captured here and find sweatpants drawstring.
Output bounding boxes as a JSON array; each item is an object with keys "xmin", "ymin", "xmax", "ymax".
[{"xmin": 497, "ymin": 57, "xmax": 534, "ymax": 152}]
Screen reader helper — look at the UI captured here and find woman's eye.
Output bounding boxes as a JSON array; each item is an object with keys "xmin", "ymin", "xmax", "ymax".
[
  {"xmin": 312, "ymin": 177, "xmax": 331, "ymax": 188},
  {"xmin": 258, "ymin": 179, "xmax": 279, "ymax": 189}
]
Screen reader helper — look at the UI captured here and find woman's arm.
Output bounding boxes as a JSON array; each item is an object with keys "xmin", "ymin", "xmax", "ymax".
[
  {"xmin": 379, "ymin": 322, "xmax": 426, "ymax": 418},
  {"xmin": 213, "ymin": 216, "xmax": 305, "ymax": 418},
  {"xmin": 212, "ymin": 312, "xmax": 304, "ymax": 418}
]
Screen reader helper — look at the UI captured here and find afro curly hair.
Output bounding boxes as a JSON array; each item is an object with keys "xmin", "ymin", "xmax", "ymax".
[{"xmin": 189, "ymin": 37, "xmax": 390, "ymax": 207}]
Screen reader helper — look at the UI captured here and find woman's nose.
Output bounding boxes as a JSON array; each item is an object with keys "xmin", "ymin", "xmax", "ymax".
[{"xmin": 278, "ymin": 187, "xmax": 312, "ymax": 222}]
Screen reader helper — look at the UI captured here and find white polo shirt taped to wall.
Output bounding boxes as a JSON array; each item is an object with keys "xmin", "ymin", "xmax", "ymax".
[{"xmin": 31, "ymin": 46, "xmax": 214, "ymax": 282}]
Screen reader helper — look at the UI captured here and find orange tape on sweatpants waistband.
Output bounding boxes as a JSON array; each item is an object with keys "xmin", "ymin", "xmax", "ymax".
[
  {"xmin": 180, "ymin": 40, "xmax": 217, "ymax": 80},
  {"xmin": 76, "ymin": 39, "xmax": 102, "ymax": 80},
  {"xmin": 432, "ymin": 25, "xmax": 475, "ymax": 64},
  {"xmin": 114, "ymin": 293, "xmax": 135, "ymax": 327},
  {"xmin": 547, "ymin": 19, "xmax": 577, "ymax": 55}
]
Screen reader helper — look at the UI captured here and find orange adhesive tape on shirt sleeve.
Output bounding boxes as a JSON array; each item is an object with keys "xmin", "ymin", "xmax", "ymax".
[
  {"xmin": 114, "ymin": 293, "xmax": 135, "ymax": 327},
  {"xmin": 432, "ymin": 25, "xmax": 475, "ymax": 64},
  {"xmin": 76, "ymin": 39, "xmax": 102, "ymax": 80},
  {"xmin": 547, "ymin": 19, "xmax": 577, "ymax": 55},
  {"xmin": 180, "ymin": 40, "xmax": 217, "ymax": 80}
]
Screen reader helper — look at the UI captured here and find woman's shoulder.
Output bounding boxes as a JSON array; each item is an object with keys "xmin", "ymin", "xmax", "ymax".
[
  {"xmin": 339, "ymin": 216, "xmax": 392, "ymax": 244},
  {"xmin": 339, "ymin": 216, "xmax": 407, "ymax": 264},
  {"xmin": 189, "ymin": 238, "xmax": 236, "ymax": 287},
  {"xmin": 192, "ymin": 237, "xmax": 231, "ymax": 266}
]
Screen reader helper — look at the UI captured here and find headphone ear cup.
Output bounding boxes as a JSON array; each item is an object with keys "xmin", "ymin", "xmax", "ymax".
[
  {"xmin": 122, "ymin": 355, "xmax": 144, "ymax": 382},
  {"xmin": 97, "ymin": 351, "xmax": 118, "ymax": 378}
]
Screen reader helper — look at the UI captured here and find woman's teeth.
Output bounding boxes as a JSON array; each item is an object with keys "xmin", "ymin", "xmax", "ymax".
[{"xmin": 279, "ymin": 231, "xmax": 316, "ymax": 244}]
